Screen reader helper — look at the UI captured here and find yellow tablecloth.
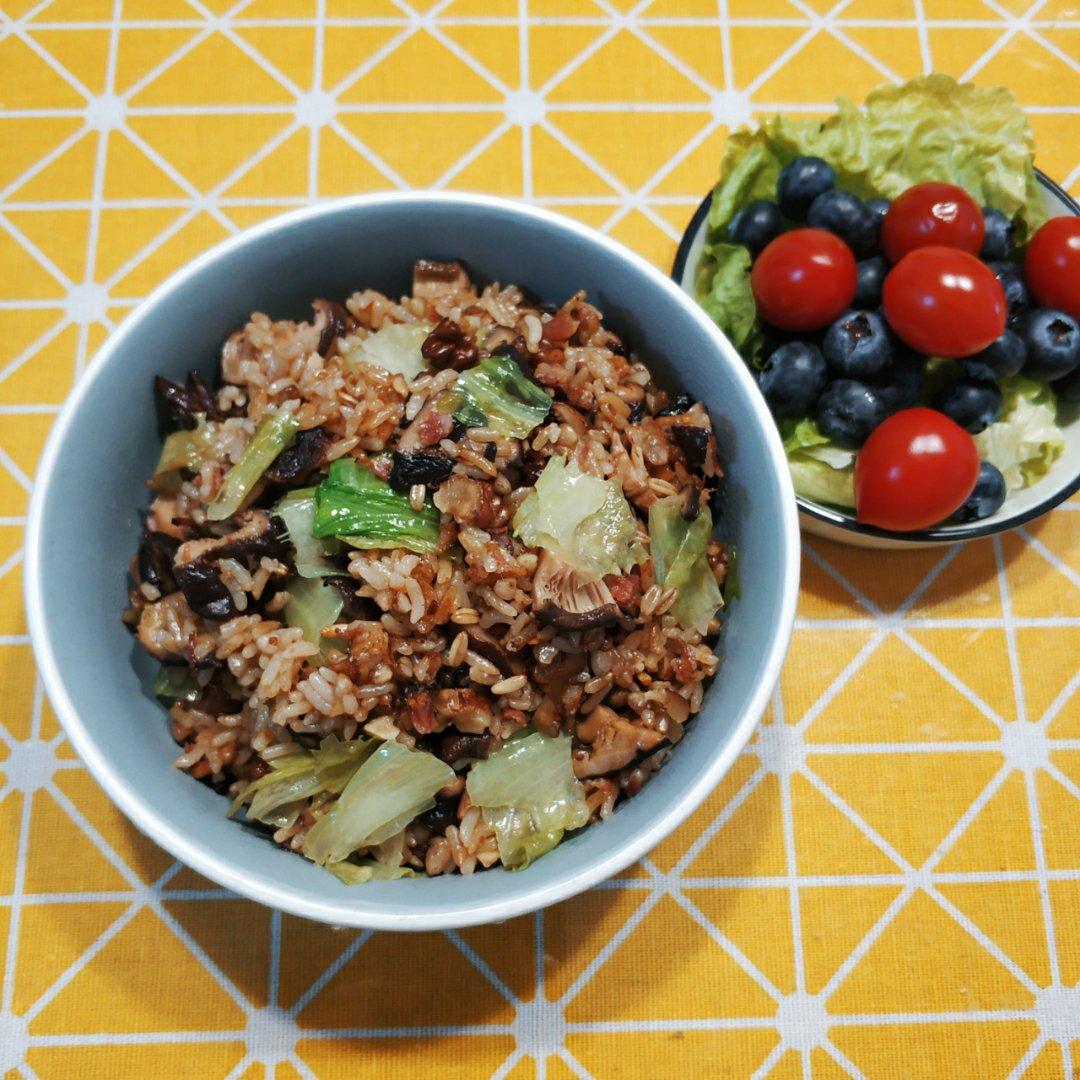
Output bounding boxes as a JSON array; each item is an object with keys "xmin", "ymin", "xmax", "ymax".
[{"xmin": 2, "ymin": 1, "xmax": 1079, "ymax": 1077}]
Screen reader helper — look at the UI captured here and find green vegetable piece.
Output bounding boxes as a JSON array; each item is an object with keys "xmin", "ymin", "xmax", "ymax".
[
  {"xmin": 207, "ymin": 410, "xmax": 301, "ymax": 522},
  {"xmin": 513, "ymin": 456, "xmax": 644, "ymax": 582},
  {"xmin": 153, "ymin": 665, "xmax": 201, "ymax": 704},
  {"xmin": 449, "ymin": 353, "xmax": 551, "ymax": 439},
  {"xmin": 466, "ymin": 729, "xmax": 589, "ymax": 870},
  {"xmin": 974, "ymin": 376, "xmax": 1063, "ymax": 491},
  {"xmin": 274, "ymin": 488, "xmax": 341, "ymax": 578},
  {"xmin": 325, "ymin": 832, "xmax": 416, "ymax": 884},
  {"xmin": 229, "ymin": 735, "xmax": 376, "ymax": 829},
  {"xmin": 780, "ymin": 417, "xmax": 856, "ymax": 508},
  {"xmin": 303, "ymin": 740, "xmax": 454, "ymax": 866},
  {"xmin": 152, "ymin": 414, "xmax": 215, "ymax": 485},
  {"xmin": 284, "ymin": 576, "xmax": 344, "ymax": 648},
  {"xmin": 342, "ymin": 322, "xmax": 432, "ymax": 380},
  {"xmin": 648, "ymin": 494, "xmax": 724, "ymax": 635},
  {"xmin": 312, "ymin": 459, "xmax": 441, "ymax": 555}
]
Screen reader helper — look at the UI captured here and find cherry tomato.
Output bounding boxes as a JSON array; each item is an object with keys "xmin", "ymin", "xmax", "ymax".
[
  {"xmin": 883, "ymin": 246, "xmax": 1006, "ymax": 358},
  {"xmin": 881, "ymin": 182, "xmax": 984, "ymax": 262},
  {"xmin": 854, "ymin": 408, "xmax": 980, "ymax": 531},
  {"xmin": 750, "ymin": 228, "xmax": 857, "ymax": 332},
  {"xmin": 1025, "ymin": 216, "xmax": 1080, "ymax": 322}
]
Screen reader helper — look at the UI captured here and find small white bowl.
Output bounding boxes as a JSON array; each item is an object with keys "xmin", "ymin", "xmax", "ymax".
[
  {"xmin": 674, "ymin": 171, "xmax": 1080, "ymax": 550},
  {"xmin": 26, "ymin": 193, "xmax": 800, "ymax": 930}
]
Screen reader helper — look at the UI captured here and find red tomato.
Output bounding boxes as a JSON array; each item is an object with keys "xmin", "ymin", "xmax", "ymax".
[
  {"xmin": 881, "ymin": 182, "xmax": 985, "ymax": 262},
  {"xmin": 1025, "ymin": 216, "xmax": 1080, "ymax": 322},
  {"xmin": 882, "ymin": 247, "xmax": 1006, "ymax": 358},
  {"xmin": 855, "ymin": 408, "xmax": 980, "ymax": 531},
  {"xmin": 750, "ymin": 228, "xmax": 857, "ymax": 332}
]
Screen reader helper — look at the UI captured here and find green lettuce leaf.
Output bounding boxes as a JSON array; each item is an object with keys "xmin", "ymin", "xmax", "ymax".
[
  {"xmin": 312, "ymin": 459, "xmax": 441, "ymax": 555},
  {"xmin": 343, "ymin": 322, "xmax": 432, "ymax": 380},
  {"xmin": 325, "ymin": 832, "xmax": 416, "ymax": 884},
  {"xmin": 780, "ymin": 418, "xmax": 856, "ymax": 508},
  {"xmin": 274, "ymin": 488, "xmax": 340, "ymax": 578},
  {"xmin": 648, "ymin": 494, "xmax": 724, "ymax": 634},
  {"xmin": 445, "ymin": 353, "xmax": 552, "ymax": 439},
  {"xmin": 153, "ymin": 665, "xmax": 201, "ymax": 704},
  {"xmin": 303, "ymin": 740, "xmax": 454, "ymax": 865},
  {"xmin": 974, "ymin": 376, "xmax": 1063, "ymax": 491},
  {"xmin": 695, "ymin": 242, "xmax": 763, "ymax": 361},
  {"xmin": 283, "ymin": 576, "xmax": 344, "ymax": 648},
  {"xmin": 229, "ymin": 736, "xmax": 376, "ymax": 829},
  {"xmin": 513, "ymin": 455, "xmax": 645, "ymax": 581},
  {"xmin": 466, "ymin": 730, "xmax": 589, "ymax": 870},
  {"xmin": 207, "ymin": 410, "xmax": 301, "ymax": 521}
]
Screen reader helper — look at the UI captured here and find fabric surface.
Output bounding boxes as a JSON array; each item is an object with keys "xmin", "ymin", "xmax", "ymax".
[{"xmin": 1, "ymin": 1, "xmax": 1079, "ymax": 1077}]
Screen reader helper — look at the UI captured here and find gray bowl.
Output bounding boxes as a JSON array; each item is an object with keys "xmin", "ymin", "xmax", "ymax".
[{"xmin": 25, "ymin": 193, "xmax": 800, "ymax": 930}]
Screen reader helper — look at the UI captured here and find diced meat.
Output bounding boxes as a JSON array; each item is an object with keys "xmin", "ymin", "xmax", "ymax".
[
  {"xmin": 433, "ymin": 475, "xmax": 505, "ymax": 529},
  {"xmin": 398, "ymin": 397, "xmax": 456, "ymax": 451}
]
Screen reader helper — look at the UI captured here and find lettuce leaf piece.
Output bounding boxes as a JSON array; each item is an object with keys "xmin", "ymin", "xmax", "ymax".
[
  {"xmin": 325, "ymin": 831, "xmax": 416, "ymax": 884},
  {"xmin": 303, "ymin": 740, "xmax": 454, "ymax": 866},
  {"xmin": 207, "ymin": 410, "xmax": 301, "ymax": 521},
  {"xmin": 153, "ymin": 665, "xmax": 201, "ymax": 703},
  {"xmin": 695, "ymin": 242, "xmax": 763, "ymax": 362},
  {"xmin": 512, "ymin": 455, "xmax": 645, "ymax": 581},
  {"xmin": 152, "ymin": 414, "xmax": 215, "ymax": 486},
  {"xmin": 284, "ymin": 576, "xmax": 344, "ymax": 648},
  {"xmin": 647, "ymin": 495, "xmax": 724, "ymax": 634},
  {"xmin": 780, "ymin": 418, "xmax": 856, "ymax": 508},
  {"xmin": 466, "ymin": 730, "xmax": 589, "ymax": 870},
  {"xmin": 326, "ymin": 860, "xmax": 416, "ymax": 884},
  {"xmin": 342, "ymin": 322, "xmax": 432, "ymax": 381},
  {"xmin": 312, "ymin": 459, "xmax": 441, "ymax": 555},
  {"xmin": 697, "ymin": 75, "xmax": 1047, "ymax": 364},
  {"xmin": 974, "ymin": 376, "xmax": 1064, "ymax": 491},
  {"xmin": 274, "ymin": 488, "xmax": 340, "ymax": 578},
  {"xmin": 445, "ymin": 353, "xmax": 552, "ymax": 439},
  {"xmin": 229, "ymin": 736, "xmax": 376, "ymax": 828}
]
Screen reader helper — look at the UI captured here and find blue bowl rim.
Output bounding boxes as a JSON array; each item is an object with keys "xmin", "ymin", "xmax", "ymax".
[
  {"xmin": 24, "ymin": 191, "xmax": 801, "ymax": 930},
  {"xmin": 672, "ymin": 169, "xmax": 1080, "ymax": 544}
]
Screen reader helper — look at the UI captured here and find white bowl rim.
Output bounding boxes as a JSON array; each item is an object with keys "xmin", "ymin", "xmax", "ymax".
[
  {"xmin": 24, "ymin": 191, "xmax": 800, "ymax": 930},
  {"xmin": 673, "ymin": 170, "xmax": 1080, "ymax": 545}
]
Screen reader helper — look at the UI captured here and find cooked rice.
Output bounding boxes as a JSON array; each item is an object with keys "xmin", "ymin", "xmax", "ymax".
[{"xmin": 126, "ymin": 260, "xmax": 728, "ymax": 878}]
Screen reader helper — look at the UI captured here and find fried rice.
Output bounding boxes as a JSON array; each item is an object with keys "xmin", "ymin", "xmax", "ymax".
[{"xmin": 124, "ymin": 258, "xmax": 729, "ymax": 880}]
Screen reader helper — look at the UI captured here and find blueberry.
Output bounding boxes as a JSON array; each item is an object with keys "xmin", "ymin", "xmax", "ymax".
[
  {"xmin": 807, "ymin": 189, "xmax": 878, "ymax": 256},
  {"xmin": 776, "ymin": 156, "xmax": 836, "ymax": 221},
  {"xmin": 989, "ymin": 260, "xmax": 1028, "ymax": 319},
  {"xmin": 935, "ymin": 381, "xmax": 1002, "ymax": 433},
  {"xmin": 853, "ymin": 256, "xmax": 888, "ymax": 309},
  {"xmin": 823, "ymin": 309, "xmax": 894, "ymax": 379},
  {"xmin": 1015, "ymin": 308, "xmax": 1080, "ymax": 381},
  {"xmin": 816, "ymin": 379, "xmax": 887, "ymax": 448},
  {"xmin": 953, "ymin": 461, "xmax": 1007, "ymax": 523},
  {"xmin": 758, "ymin": 342, "xmax": 829, "ymax": 418},
  {"xmin": 865, "ymin": 197, "xmax": 890, "ymax": 223},
  {"xmin": 727, "ymin": 199, "xmax": 784, "ymax": 255},
  {"xmin": 875, "ymin": 351, "xmax": 923, "ymax": 414},
  {"xmin": 980, "ymin": 207, "xmax": 1014, "ymax": 261},
  {"xmin": 960, "ymin": 329, "xmax": 1026, "ymax": 382}
]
